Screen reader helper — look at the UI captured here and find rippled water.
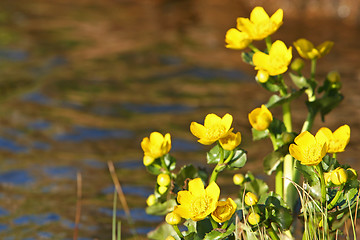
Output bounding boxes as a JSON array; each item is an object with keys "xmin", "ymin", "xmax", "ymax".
[{"xmin": 0, "ymin": 0, "xmax": 359, "ymax": 239}]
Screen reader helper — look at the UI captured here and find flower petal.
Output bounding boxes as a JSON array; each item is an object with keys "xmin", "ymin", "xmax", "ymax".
[
  {"xmin": 289, "ymin": 144, "xmax": 304, "ymax": 162},
  {"xmin": 221, "ymin": 113, "xmax": 233, "ymax": 131},
  {"xmin": 190, "ymin": 122, "xmax": 206, "ymax": 139},
  {"xmin": 188, "ymin": 178, "xmax": 205, "ymax": 197},
  {"xmin": 270, "ymin": 9, "xmax": 283, "ymax": 25},
  {"xmin": 173, "ymin": 205, "xmax": 192, "ymax": 219},
  {"xmin": 204, "ymin": 113, "xmax": 221, "ymax": 128},
  {"xmin": 294, "ymin": 131, "xmax": 315, "ymax": 146},
  {"xmin": 250, "ymin": 7, "xmax": 270, "ymax": 24}
]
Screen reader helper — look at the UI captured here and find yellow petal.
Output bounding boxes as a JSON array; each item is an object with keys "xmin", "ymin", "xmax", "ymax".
[
  {"xmin": 190, "ymin": 122, "xmax": 206, "ymax": 139},
  {"xmin": 225, "ymin": 28, "xmax": 252, "ymax": 50},
  {"xmin": 270, "ymin": 8, "xmax": 283, "ymax": 25},
  {"xmin": 289, "ymin": 144, "xmax": 304, "ymax": 162},
  {"xmin": 317, "ymin": 127, "xmax": 332, "ymax": 141},
  {"xmin": 177, "ymin": 190, "xmax": 194, "ymax": 206},
  {"xmin": 205, "ymin": 181, "xmax": 220, "ymax": 202},
  {"xmin": 250, "ymin": 7, "xmax": 270, "ymax": 24},
  {"xmin": 317, "ymin": 41, "xmax": 334, "ymax": 57},
  {"xmin": 253, "ymin": 51, "xmax": 270, "ymax": 70},
  {"xmin": 204, "ymin": 113, "xmax": 221, "ymax": 128},
  {"xmin": 294, "ymin": 38, "xmax": 317, "ymax": 59},
  {"xmin": 333, "ymin": 124, "xmax": 350, "ymax": 142},
  {"xmin": 294, "ymin": 131, "xmax": 315, "ymax": 146},
  {"xmin": 188, "ymin": 178, "xmax": 206, "ymax": 197},
  {"xmin": 221, "ymin": 113, "xmax": 233, "ymax": 131},
  {"xmin": 173, "ymin": 205, "xmax": 192, "ymax": 219},
  {"xmin": 149, "ymin": 132, "xmax": 164, "ymax": 144}
]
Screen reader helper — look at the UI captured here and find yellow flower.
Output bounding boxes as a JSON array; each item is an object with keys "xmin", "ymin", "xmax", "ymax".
[
  {"xmin": 225, "ymin": 28, "xmax": 252, "ymax": 50},
  {"xmin": 324, "ymin": 172, "xmax": 332, "ymax": 185},
  {"xmin": 244, "ymin": 192, "xmax": 258, "ymax": 206},
  {"xmin": 253, "ymin": 40, "xmax": 292, "ymax": 79},
  {"xmin": 248, "ymin": 105, "xmax": 273, "ymax": 131},
  {"xmin": 289, "ymin": 131, "xmax": 328, "ymax": 166},
  {"xmin": 330, "ymin": 167, "xmax": 348, "ymax": 186},
  {"xmin": 190, "ymin": 113, "xmax": 233, "ymax": 145},
  {"xmin": 141, "ymin": 132, "xmax": 171, "ymax": 159},
  {"xmin": 173, "ymin": 178, "xmax": 220, "ymax": 221},
  {"xmin": 317, "ymin": 125, "xmax": 350, "ymax": 153},
  {"xmin": 165, "ymin": 211, "xmax": 182, "ymax": 225},
  {"xmin": 211, "ymin": 198, "xmax": 237, "ymax": 223},
  {"xmin": 237, "ymin": 6, "xmax": 283, "ymax": 40},
  {"xmin": 293, "ymin": 38, "xmax": 334, "ymax": 60},
  {"xmin": 219, "ymin": 131, "xmax": 242, "ymax": 151}
]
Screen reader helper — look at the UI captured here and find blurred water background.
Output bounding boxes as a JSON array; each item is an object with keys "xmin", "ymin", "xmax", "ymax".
[{"xmin": 0, "ymin": 0, "xmax": 359, "ymax": 239}]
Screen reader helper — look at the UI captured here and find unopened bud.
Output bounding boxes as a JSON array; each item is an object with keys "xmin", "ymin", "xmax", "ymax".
[
  {"xmin": 157, "ymin": 173, "xmax": 171, "ymax": 186},
  {"xmin": 165, "ymin": 212, "xmax": 182, "ymax": 225},
  {"xmin": 248, "ymin": 212, "xmax": 260, "ymax": 225},
  {"xmin": 158, "ymin": 185, "xmax": 168, "ymax": 195},
  {"xmin": 291, "ymin": 58, "xmax": 304, "ymax": 72},
  {"xmin": 256, "ymin": 70, "xmax": 269, "ymax": 83},
  {"xmin": 146, "ymin": 194, "xmax": 156, "ymax": 206},
  {"xmin": 327, "ymin": 71, "xmax": 340, "ymax": 83},
  {"xmin": 330, "ymin": 167, "xmax": 348, "ymax": 185},
  {"xmin": 244, "ymin": 192, "xmax": 258, "ymax": 206},
  {"xmin": 233, "ymin": 173, "xmax": 245, "ymax": 185}
]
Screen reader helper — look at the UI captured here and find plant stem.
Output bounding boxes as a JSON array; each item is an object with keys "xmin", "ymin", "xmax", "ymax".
[
  {"xmin": 248, "ymin": 43, "xmax": 260, "ymax": 53},
  {"xmin": 265, "ymin": 36, "xmax": 272, "ymax": 53},
  {"xmin": 210, "ymin": 216, "xmax": 219, "ymax": 229},
  {"xmin": 209, "ymin": 144, "xmax": 224, "ymax": 183},
  {"xmin": 275, "ymin": 163, "xmax": 283, "ymax": 198},
  {"xmin": 315, "ymin": 164, "xmax": 326, "ymax": 204},
  {"xmin": 328, "ymin": 185, "xmax": 344, "ymax": 209},
  {"xmin": 172, "ymin": 225, "xmax": 184, "ymax": 239},
  {"xmin": 267, "ymin": 226, "xmax": 280, "ymax": 240},
  {"xmin": 310, "ymin": 59, "xmax": 317, "ymax": 82}
]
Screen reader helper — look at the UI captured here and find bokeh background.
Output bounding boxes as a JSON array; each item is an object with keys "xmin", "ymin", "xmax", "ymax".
[{"xmin": 0, "ymin": 0, "xmax": 359, "ymax": 239}]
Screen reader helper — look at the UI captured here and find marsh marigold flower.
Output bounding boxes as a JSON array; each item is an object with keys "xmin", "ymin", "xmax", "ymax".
[
  {"xmin": 141, "ymin": 132, "xmax": 171, "ymax": 163},
  {"xmin": 219, "ymin": 131, "xmax": 242, "ymax": 151},
  {"xmin": 248, "ymin": 105, "xmax": 273, "ymax": 131},
  {"xmin": 237, "ymin": 6, "xmax": 283, "ymax": 40},
  {"xmin": 253, "ymin": 40, "xmax": 292, "ymax": 81},
  {"xmin": 173, "ymin": 178, "xmax": 220, "ymax": 221},
  {"xmin": 317, "ymin": 125, "xmax": 350, "ymax": 153},
  {"xmin": 211, "ymin": 198, "xmax": 237, "ymax": 223},
  {"xmin": 289, "ymin": 131, "xmax": 328, "ymax": 166},
  {"xmin": 190, "ymin": 113, "xmax": 233, "ymax": 145},
  {"xmin": 293, "ymin": 38, "xmax": 334, "ymax": 60},
  {"xmin": 225, "ymin": 28, "xmax": 252, "ymax": 50}
]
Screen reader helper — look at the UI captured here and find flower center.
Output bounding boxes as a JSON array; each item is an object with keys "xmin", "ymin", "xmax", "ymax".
[
  {"xmin": 303, "ymin": 144, "xmax": 322, "ymax": 163},
  {"xmin": 206, "ymin": 125, "xmax": 225, "ymax": 140},
  {"xmin": 192, "ymin": 196, "xmax": 209, "ymax": 216}
]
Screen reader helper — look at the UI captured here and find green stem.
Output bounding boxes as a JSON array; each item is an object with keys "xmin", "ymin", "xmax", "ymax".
[
  {"xmin": 210, "ymin": 216, "xmax": 219, "ymax": 229},
  {"xmin": 267, "ymin": 226, "xmax": 280, "ymax": 240},
  {"xmin": 315, "ymin": 164, "xmax": 326, "ymax": 204},
  {"xmin": 275, "ymin": 163, "xmax": 283, "ymax": 198},
  {"xmin": 172, "ymin": 225, "xmax": 184, "ymax": 239},
  {"xmin": 209, "ymin": 144, "xmax": 224, "ymax": 183},
  {"xmin": 328, "ymin": 185, "xmax": 344, "ymax": 209},
  {"xmin": 223, "ymin": 150, "xmax": 235, "ymax": 165},
  {"xmin": 265, "ymin": 36, "xmax": 272, "ymax": 53},
  {"xmin": 301, "ymin": 108, "xmax": 317, "ymax": 133},
  {"xmin": 310, "ymin": 58, "xmax": 317, "ymax": 82},
  {"xmin": 160, "ymin": 156, "xmax": 170, "ymax": 173},
  {"xmin": 248, "ymin": 43, "xmax": 260, "ymax": 53}
]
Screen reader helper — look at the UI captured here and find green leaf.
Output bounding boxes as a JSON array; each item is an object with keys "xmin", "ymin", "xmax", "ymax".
[
  {"xmin": 146, "ymin": 158, "xmax": 164, "ymax": 175},
  {"xmin": 321, "ymin": 155, "xmax": 339, "ymax": 172},
  {"xmin": 251, "ymin": 128, "xmax": 269, "ymax": 141},
  {"xmin": 243, "ymin": 173, "xmax": 269, "ymax": 196},
  {"xmin": 146, "ymin": 199, "xmax": 177, "ymax": 215},
  {"xmin": 241, "ymin": 51, "xmax": 254, "ymax": 65},
  {"xmin": 265, "ymin": 88, "xmax": 305, "ymax": 109},
  {"xmin": 261, "ymin": 193, "xmax": 292, "ymax": 230},
  {"xmin": 184, "ymin": 233, "xmax": 202, "ymax": 240},
  {"xmin": 164, "ymin": 154, "xmax": 176, "ymax": 171},
  {"xmin": 268, "ymin": 119, "xmax": 287, "ymax": 138},
  {"xmin": 207, "ymin": 144, "xmax": 222, "ymax": 165},
  {"xmin": 289, "ymin": 72, "xmax": 308, "ymax": 89},
  {"xmin": 203, "ymin": 223, "xmax": 235, "ymax": 240},
  {"xmin": 259, "ymin": 76, "xmax": 281, "ymax": 92},
  {"xmin": 196, "ymin": 218, "xmax": 213, "ymax": 239},
  {"xmin": 318, "ymin": 92, "xmax": 344, "ymax": 121},
  {"xmin": 295, "ymin": 161, "xmax": 319, "ymax": 187},
  {"xmin": 227, "ymin": 148, "xmax": 247, "ymax": 169},
  {"xmin": 263, "ymin": 151, "xmax": 283, "ymax": 175},
  {"xmin": 147, "ymin": 222, "xmax": 179, "ymax": 240}
]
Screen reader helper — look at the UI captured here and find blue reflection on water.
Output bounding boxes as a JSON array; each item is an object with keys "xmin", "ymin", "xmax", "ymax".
[
  {"xmin": 43, "ymin": 166, "xmax": 78, "ymax": 180},
  {"xmin": 37, "ymin": 232, "xmax": 53, "ymax": 239},
  {"xmin": 13, "ymin": 213, "xmax": 60, "ymax": 225},
  {"xmin": 0, "ymin": 170, "xmax": 34, "ymax": 185},
  {"xmin": 122, "ymin": 103, "xmax": 194, "ymax": 114},
  {"xmin": 54, "ymin": 126, "xmax": 133, "ymax": 142},
  {"xmin": 22, "ymin": 92, "xmax": 52, "ymax": 105},
  {"xmin": 0, "ymin": 207, "xmax": 9, "ymax": 216},
  {"xmin": 32, "ymin": 141, "xmax": 50, "ymax": 150},
  {"xmin": 102, "ymin": 185, "xmax": 153, "ymax": 198},
  {"xmin": 27, "ymin": 120, "xmax": 51, "ymax": 130},
  {"xmin": 99, "ymin": 207, "xmax": 162, "ymax": 222},
  {"xmin": 83, "ymin": 159, "xmax": 106, "ymax": 169},
  {"xmin": 114, "ymin": 160, "xmax": 143, "ymax": 170},
  {"xmin": 0, "ymin": 224, "xmax": 8, "ymax": 232},
  {"xmin": 0, "ymin": 49, "xmax": 28, "ymax": 61},
  {"xmin": 0, "ymin": 137, "xmax": 27, "ymax": 153},
  {"xmin": 172, "ymin": 138, "xmax": 203, "ymax": 152}
]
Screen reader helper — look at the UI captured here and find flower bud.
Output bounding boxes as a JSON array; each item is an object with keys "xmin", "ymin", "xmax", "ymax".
[
  {"xmin": 248, "ymin": 212, "xmax": 260, "ymax": 225},
  {"xmin": 157, "ymin": 173, "xmax": 171, "ymax": 186},
  {"xmin": 143, "ymin": 155, "xmax": 155, "ymax": 166},
  {"xmin": 244, "ymin": 192, "xmax": 258, "ymax": 206},
  {"xmin": 282, "ymin": 132, "xmax": 295, "ymax": 144},
  {"xmin": 248, "ymin": 105, "xmax": 273, "ymax": 131},
  {"xmin": 324, "ymin": 172, "xmax": 331, "ymax": 185},
  {"xmin": 233, "ymin": 173, "xmax": 245, "ymax": 185},
  {"xmin": 146, "ymin": 194, "xmax": 156, "ymax": 206},
  {"xmin": 165, "ymin": 211, "xmax": 182, "ymax": 225},
  {"xmin": 346, "ymin": 168, "xmax": 358, "ymax": 180},
  {"xmin": 290, "ymin": 58, "xmax": 304, "ymax": 72},
  {"xmin": 158, "ymin": 185, "xmax": 168, "ymax": 195},
  {"xmin": 256, "ymin": 70, "xmax": 269, "ymax": 83},
  {"xmin": 327, "ymin": 71, "xmax": 340, "ymax": 83},
  {"xmin": 330, "ymin": 167, "xmax": 348, "ymax": 185}
]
